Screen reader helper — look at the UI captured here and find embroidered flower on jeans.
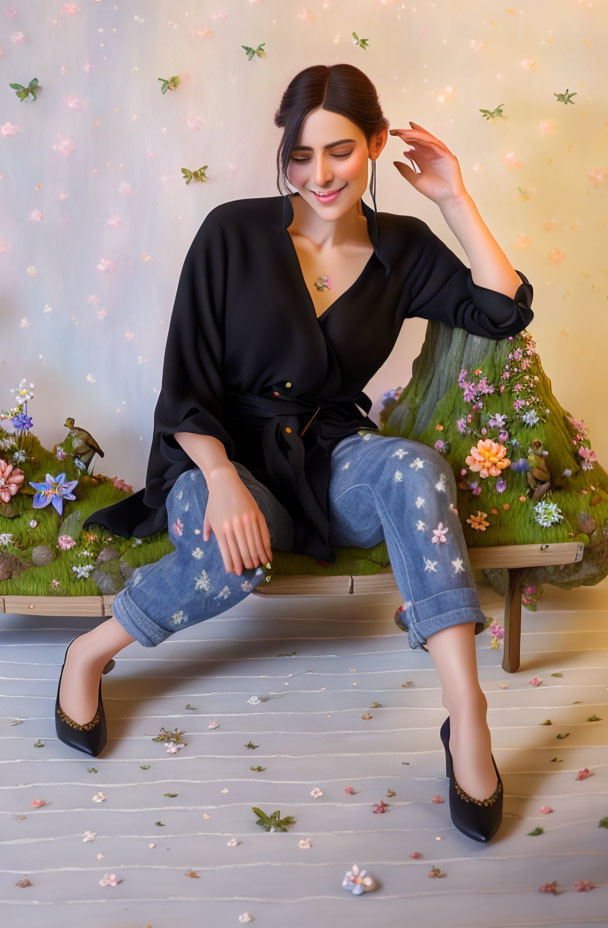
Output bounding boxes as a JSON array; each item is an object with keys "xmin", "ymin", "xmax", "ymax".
[
  {"xmin": 423, "ymin": 557, "xmax": 438, "ymax": 572},
  {"xmin": 240, "ymin": 577, "xmax": 259, "ymax": 592},
  {"xmin": 451, "ymin": 558, "xmax": 465, "ymax": 574},
  {"xmin": 191, "ymin": 547, "xmax": 204, "ymax": 559},
  {"xmin": 416, "ymin": 520, "xmax": 427, "ymax": 531},
  {"xmin": 391, "ymin": 448, "xmax": 409, "ymax": 459},
  {"xmin": 433, "ymin": 472, "xmax": 449, "ymax": 493},
  {"xmin": 172, "ymin": 517, "xmax": 184, "ymax": 536},
  {"xmin": 410, "ymin": 457, "xmax": 425, "ymax": 470},
  {"xmin": 431, "ymin": 522, "xmax": 449, "ymax": 544},
  {"xmin": 171, "ymin": 610, "xmax": 188, "ymax": 626},
  {"xmin": 194, "ymin": 569, "xmax": 211, "ymax": 592},
  {"xmin": 214, "ymin": 585, "xmax": 232, "ymax": 601},
  {"xmin": 415, "ymin": 496, "xmax": 425, "ymax": 508},
  {"xmin": 393, "ymin": 469, "xmax": 404, "ymax": 483}
]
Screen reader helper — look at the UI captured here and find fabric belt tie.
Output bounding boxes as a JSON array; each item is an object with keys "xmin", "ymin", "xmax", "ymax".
[{"xmin": 223, "ymin": 387, "xmax": 378, "ymax": 561}]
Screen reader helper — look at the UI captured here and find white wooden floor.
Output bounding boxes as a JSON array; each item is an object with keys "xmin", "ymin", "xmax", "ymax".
[{"xmin": 1, "ymin": 577, "xmax": 607, "ymax": 928}]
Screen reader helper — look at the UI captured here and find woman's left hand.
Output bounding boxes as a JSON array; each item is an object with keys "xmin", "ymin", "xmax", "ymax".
[{"xmin": 390, "ymin": 121, "xmax": 468, "ymax": 206}]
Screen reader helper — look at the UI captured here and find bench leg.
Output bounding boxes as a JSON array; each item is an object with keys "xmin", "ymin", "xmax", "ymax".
[{"xmin": 502, "ymin": 566, "xmax": 525, "ymax": 673}]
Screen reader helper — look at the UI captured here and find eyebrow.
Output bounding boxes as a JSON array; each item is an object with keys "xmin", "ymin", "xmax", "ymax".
[{"xmin": 291, "ymin": 138, "xmax": 357, "ymax": 152}]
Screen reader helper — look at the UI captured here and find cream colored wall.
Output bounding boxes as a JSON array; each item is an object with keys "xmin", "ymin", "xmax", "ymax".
[{"xmin": 1, "ymin": 0, "xmax": 605, "ymax": 490}]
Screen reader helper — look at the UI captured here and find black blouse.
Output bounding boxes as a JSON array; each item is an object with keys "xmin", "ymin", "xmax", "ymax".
[{"xmin": 83, "ymin": 193, "xmax": 534, "ymax": 561}]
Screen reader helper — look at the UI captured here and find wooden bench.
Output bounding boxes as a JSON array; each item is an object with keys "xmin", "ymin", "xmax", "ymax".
[{"xmin": 1, "ymin": 541, "xmax": 583, "ymax": 674}]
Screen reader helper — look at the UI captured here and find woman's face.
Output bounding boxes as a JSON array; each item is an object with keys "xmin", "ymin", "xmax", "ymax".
[{"xmin": 285, "ymin": 106, "xmax": 386, "ymax": 218}]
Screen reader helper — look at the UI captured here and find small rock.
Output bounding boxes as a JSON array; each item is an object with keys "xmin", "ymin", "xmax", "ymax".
[
  {"xmin": 91, "ymin": 566, "xmax": 125, "ymax": 595},
  {"xmin": 96, "ymin": 545, "xmax": 119, "ymax": 564},
  {"xmin": 31, "ymin": 545, "xmax": 56, "ymax": 567},
  {"xmin": 118, "ymin": 558, "xmax": 134, "ymax": 581},
  {"xmin": 0, "ymin": 552, "xmax": 30, "ymax": 581}
]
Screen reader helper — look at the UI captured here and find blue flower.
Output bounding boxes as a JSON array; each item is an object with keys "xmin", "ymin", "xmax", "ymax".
[
  {"xmin": 28, "ymin": 472, "xmax": 78, "ymax": 515},
  {"xmin": 12, "ymin": 410, "xmax": 33, "ymax": 433}
]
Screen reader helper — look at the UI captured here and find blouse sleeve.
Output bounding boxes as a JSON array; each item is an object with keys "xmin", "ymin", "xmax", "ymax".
[
  {"xmin": 152, "ymin": 207, "xmax": 237, "ymax": 465},
  {"xmin": 403, "ymin": 218, "xmax": 534, "ymax": 340}
]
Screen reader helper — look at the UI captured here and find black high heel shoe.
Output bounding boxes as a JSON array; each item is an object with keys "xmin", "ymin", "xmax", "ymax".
[
  {"xmin": 440, "ymin": 715, "xmax": 503, "ymax": 842},
  {"xmin": 55, "ymin": 634, "xmax": 116, "ymax": 757}
]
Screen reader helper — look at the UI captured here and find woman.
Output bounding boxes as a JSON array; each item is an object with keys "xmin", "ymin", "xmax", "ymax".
[{"xmin": 58, "ymin": 64, "xmax": 534, "ymax": 843}]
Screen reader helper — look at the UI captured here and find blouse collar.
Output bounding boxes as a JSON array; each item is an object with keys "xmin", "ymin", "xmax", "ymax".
[{"xmin": 280, "ymin": 192, "xmax": 391, "ymax": 278}]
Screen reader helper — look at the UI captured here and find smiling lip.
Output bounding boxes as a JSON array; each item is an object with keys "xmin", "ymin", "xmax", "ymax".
[{"xmin": 312, "ymin": 185, "xmax": 346, "ymax": 202}]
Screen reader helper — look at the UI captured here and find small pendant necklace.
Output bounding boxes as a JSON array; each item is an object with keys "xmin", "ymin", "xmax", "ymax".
[{"xmin": 313, "ymin": 274, "xmax": 332, "ymax": 292}]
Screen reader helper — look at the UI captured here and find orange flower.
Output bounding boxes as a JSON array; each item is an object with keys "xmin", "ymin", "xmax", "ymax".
[
  {"xmin": 466, "ymin": 510, "xmax": 490, "ymax": 531},
  {"xmin": 465, "ymin": 439, "xmax": 511, "ymax": 478}
]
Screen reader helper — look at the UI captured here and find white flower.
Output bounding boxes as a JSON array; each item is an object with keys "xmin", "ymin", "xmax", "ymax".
[
  {"xmin": 194, "ymin": 569, "xmax": 211, "ymax": 592},
  {"xmin": 191, "ymin": 547, "xmax": 204, "ymax": 559},
  {"xmin": 0, "ymin": 533, "xmax": 14, "ymax": 546},
  {"xmin": 10, "ymin": 378, "xmax": 35, "ymax": 405},
  {"xmin": 71, "ymin": 564, "xmax": 95, "ymax": 579}
]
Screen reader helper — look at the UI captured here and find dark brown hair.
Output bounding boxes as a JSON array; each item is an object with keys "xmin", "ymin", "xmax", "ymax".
[{"xmin": 273, "ymin": 63, "xmax": 389, "ymax": 198}]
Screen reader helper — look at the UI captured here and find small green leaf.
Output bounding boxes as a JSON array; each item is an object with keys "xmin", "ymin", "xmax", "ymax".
[{"xmin": 527, "ymin": 826, "xmax": 544, "ymax": 836}]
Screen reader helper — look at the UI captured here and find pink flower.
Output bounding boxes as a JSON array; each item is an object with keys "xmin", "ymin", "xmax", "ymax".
[
  {"xmin": 576, "ymin": 768, "xmax": 591, "ymax": 780},
  {"xmin": 111, "ymin": 476, "xmax": 133, "ymax": 492},
  {"xmin": 574, "ymin": 880, "xmax": 595, "ymax": 891},
  {"xmin": 57, "ymin": 534, "xmax": 76, "ymax": 550},
  {"xmin": 172, "ymin": 517, "xmax": 184, "ymax": 537},
  {"xmin": 344, "ymin": 786, "xmax": 356, "ymax": 794},
  {"xmin": 528, "ymin": 676, "xmax": 543, "ymax": 687},
  {"xmin": 410, "ymin": 851, "xmax": 422, "ymax": 859},
  {"xmin": 30, "ymin": 798, "xmax": 46, "ymax": 808},
  {"xmin": 98, "ymin": 873, "xmax": 122, "ymax": 887},
  {"xmin": 431, "ymin": 522, "xmax": 449, "ymax": 544},
  {"xmin": 540, "ymin": 805, "xmax": 554, "ymax": 814},
  {"xmin": 539, "ymin": 881, "xmax": 559, "ymax": 894},
  {"xmin": 431, "ymin": 794, "xmax": 445, "ymax": 804},
  {"xmin": 52, "ymin": 134, "xmax": 76, "ymax": 157},
  {"xmin": 0, "ymin": 459, "xmax": 25, "ymax": 502},
  {"xmin": 372, "ymin": 800, "xmax": 389, "ymax": 814}
]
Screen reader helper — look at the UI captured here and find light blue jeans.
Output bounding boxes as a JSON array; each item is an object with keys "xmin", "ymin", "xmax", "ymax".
[{"xmin": 111, "ymin": 431, "xmax": 487, "ymax": 651}]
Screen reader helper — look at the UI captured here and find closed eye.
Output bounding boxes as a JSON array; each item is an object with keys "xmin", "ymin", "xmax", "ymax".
[{"xmin": 290, "ymin": 152, "xmax": 353, "ymax": 163}]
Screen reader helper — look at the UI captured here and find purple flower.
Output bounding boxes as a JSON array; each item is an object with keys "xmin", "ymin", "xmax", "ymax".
[
  {"xmin": 12, "ymin": 410, "xmax": 33, "ymax": 432},
  {"xmin": 28, "ymin": 472, "xmax": 78, "ymax": 515},
  {"xmin": 495, "ymin": 477, "xmax": 507, "ymax": 494}
]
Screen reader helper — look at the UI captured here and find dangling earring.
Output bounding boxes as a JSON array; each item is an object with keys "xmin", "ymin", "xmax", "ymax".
[{"xmin": 370, "ymin": 158, "xmax": 378, "ymax": 213}]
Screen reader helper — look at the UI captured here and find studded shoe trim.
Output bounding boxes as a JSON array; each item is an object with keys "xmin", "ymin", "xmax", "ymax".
[
  {"xmin": 453, "ymin": 773, "xmax": 502, "ymax": 806},
  {"xmin": 56, "ymin": 700, "xmax": 102, "ymax": 731}
]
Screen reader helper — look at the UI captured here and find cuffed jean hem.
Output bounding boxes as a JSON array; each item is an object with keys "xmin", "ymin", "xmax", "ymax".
[
  {"xmin": 394, "ymin": 586, "xmax": 488, "ymax": 653},
  {"xmin": 111, "ymin": 587, "xmax": 171, "ymax": 649}
]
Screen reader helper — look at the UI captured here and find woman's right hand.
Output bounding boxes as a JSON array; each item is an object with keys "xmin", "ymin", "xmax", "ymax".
[{"xmin": 202, "ymin": 467, "xmax": 273, "ymax": 575}]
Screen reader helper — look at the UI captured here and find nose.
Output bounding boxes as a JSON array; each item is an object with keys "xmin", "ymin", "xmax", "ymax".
[{"xmin": 314, "ymin": 156, "xmax": 333, "ymax": 187}]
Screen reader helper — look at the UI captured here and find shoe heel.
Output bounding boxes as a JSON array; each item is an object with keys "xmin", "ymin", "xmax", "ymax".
[{"xmin": 102, "ymin": 658, "xmax": 115, "ymax": 674}]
